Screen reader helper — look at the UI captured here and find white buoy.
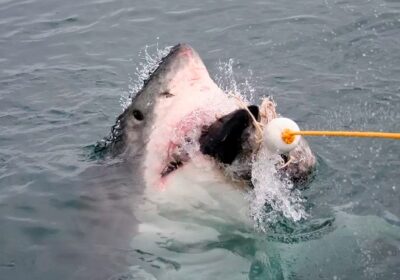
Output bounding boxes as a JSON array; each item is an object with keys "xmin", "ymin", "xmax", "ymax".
[{"xmin": 263, "ymin": 117, "xmax": 301, "ymax": 154}]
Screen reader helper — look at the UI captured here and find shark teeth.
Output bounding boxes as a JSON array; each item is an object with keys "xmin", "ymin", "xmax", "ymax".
[{"xmin": 161, "ymin": 160, "xmax": 183, "ymax": 177}]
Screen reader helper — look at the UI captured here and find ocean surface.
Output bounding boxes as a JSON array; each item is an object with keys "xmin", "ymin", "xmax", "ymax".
[{"xmin": 1, "ymin": 0, "xmax": 399, "ymax": 279}]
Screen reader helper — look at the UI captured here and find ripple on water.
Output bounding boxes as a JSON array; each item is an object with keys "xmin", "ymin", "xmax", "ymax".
[{"xmin": 0, "ymin": 0, "xmax": 400, "ymax": 278}]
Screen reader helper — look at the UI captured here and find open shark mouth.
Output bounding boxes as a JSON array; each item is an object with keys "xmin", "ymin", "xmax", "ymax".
[
  {"xmin": 155, "ymin": 109, "xmax": 219, "ymax": 180},
  {"xmin": 158, "ymin": 105, "xmax": 261, "ymax": 186}
]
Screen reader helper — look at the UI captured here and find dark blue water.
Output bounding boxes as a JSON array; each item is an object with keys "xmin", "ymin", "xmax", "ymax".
[{"xmin": 1, "ymin": 0, "xmax": 399, "ymax": 279}]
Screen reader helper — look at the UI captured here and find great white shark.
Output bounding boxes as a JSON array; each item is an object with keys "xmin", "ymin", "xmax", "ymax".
[
  {"xmin": 97, "ymin": 43, "xmax": 316, "ymax": 190},
  {"xmin": 92, "ymin": 43, "xmax": 317, "ymax": 279}
]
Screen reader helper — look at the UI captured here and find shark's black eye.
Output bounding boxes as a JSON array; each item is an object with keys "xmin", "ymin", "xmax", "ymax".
[{"xmin": 132, "ymin": 110, "xmax": 144, "ymax": 121}]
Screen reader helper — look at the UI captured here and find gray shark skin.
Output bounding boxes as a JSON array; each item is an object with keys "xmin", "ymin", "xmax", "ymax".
[{"xmin": 96, "ymin": 44, "xmax": 196, "ymax": 157}]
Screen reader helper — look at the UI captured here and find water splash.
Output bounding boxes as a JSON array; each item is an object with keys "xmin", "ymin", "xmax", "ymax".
[
  {"xmin": 248, "ymin": 147, "xmax": 308, "ymax": 232},
  {"xmin": 214, "ymin": 58, "xmax": 256, "ymax": 103},
  {"xmin": 215, "ymin": 58, "xmax": 308, "ymax": 230},
  {"xmin": 120, "ymin": 43, "xmax": 172, "ymax": 109}
]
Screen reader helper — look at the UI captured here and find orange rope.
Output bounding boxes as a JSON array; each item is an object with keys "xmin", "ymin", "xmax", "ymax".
[{"xmin": 283, "ymin": 129, "xmax": 400, "ymax": 144}]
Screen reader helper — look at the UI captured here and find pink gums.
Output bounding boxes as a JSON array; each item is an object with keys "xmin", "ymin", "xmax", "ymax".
[{"xmin": 159, "ymin": 110, "xmax": 215, "ymax": 189}]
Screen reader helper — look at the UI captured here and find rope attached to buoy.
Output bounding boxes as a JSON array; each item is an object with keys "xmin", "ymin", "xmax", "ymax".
[
  {"xmin": 267, "ymin": 118, "xmax": 400, "ymax": 154},
  {"xmin": 282, "ymin": 130, "xmax": 400, "ymax": 144}
]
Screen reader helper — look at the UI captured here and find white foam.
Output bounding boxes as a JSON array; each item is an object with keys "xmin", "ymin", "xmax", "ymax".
[
  {"xmin": 249, "ymin": 146, "xmax": 308, "ymax": 232},
  {"xmin": 215, "ymin": 59, "xmax": 256, "ymax": 103},
  {"xmin": 121, "ymin": 44, "xmax": 172, "ymax": 110},
  {"xmin": 215, "ymin": 59, "xmax": 308, "ymax": 229}
]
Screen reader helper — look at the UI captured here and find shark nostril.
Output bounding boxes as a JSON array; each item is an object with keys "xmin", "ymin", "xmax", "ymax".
[{"xmin": 132, "ymin": 110, "xmax": 144, "ymax": 121}]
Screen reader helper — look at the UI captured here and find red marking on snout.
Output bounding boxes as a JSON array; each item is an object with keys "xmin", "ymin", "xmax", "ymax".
[{"xmin": 179, "ymin": 47, "xmax": 193, "ymax": 58}]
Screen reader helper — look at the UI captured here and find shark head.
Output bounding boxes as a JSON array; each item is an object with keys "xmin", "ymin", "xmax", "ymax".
[
  {"xmin": 98, "ymin": 43, "xmax": 315, "ymax": 189},
  {"xmin": 100, "ymin": 44, "xmax": 252, "ymax": 187}
]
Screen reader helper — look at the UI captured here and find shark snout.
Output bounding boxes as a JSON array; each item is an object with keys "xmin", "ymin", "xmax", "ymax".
[
  {"xmin": 159, "ymin": 44, "xmax": 208, "ymax": 84},
  {"xmin": 169, "ymin": 43, "xmax": 197, "ymax": 59}
]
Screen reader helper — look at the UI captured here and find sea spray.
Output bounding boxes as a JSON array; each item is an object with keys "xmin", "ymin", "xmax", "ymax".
[
  {"xmin": 121, "ymin": 43, "xmax": 172, "ymax": 109},
  {"xmin": 249, "ymin": 146, "xmax": 308, "ymax": 232}
]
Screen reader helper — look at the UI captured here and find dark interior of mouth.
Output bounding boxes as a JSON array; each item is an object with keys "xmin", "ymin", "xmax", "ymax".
[{"xmin": 200, "ymin": 105, "xmax": 259, "ymax": 164}]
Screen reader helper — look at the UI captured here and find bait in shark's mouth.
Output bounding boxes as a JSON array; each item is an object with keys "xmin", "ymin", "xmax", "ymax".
[
  {"xmin": 200, "ymin": 105, "xmax": 260, "ymax": 165},
  {"xmin": 97, "ymin": 43, "xmax": 316, "ymax": 189}
]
